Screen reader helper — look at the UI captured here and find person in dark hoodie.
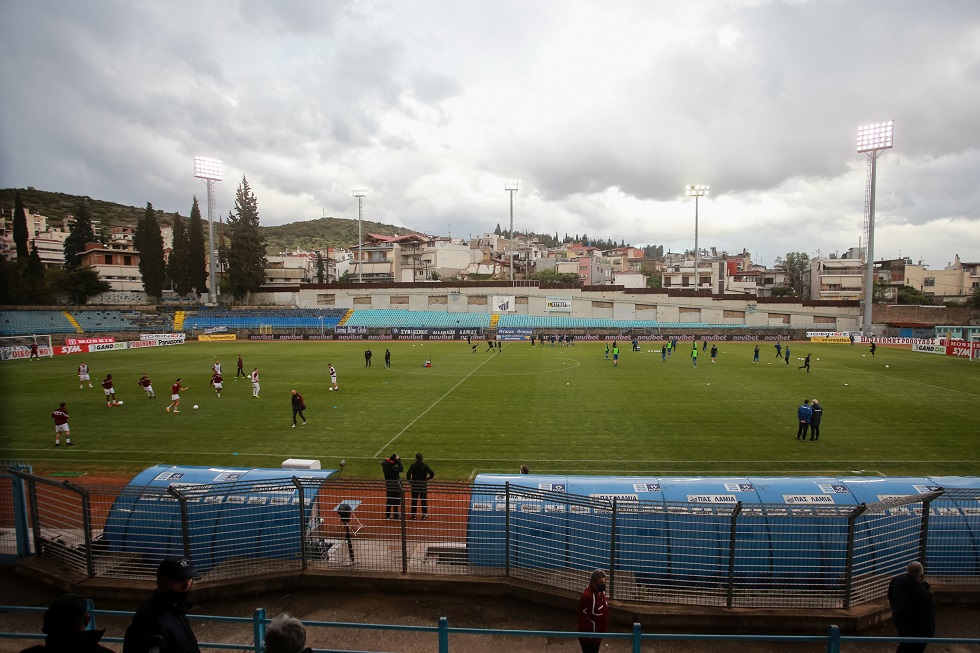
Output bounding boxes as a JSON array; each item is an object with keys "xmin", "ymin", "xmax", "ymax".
[
  {"xmin": 124, "ymin": 557, "xmax": 200, "ymax": 653},
  {"xmin": 888, "ymin": 561, "xmax": 935, "ymax": 653},
  {"xmin": 381, "ymin": 453, "xmax": 404, "ymax": 520},
  {"xmin": 21, "ymin": 594, "xmax": 114, "ymax": 653}
]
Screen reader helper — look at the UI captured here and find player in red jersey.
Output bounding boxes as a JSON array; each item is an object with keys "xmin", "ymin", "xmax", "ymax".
[
  {"xmin": 51, "ymin": 402, "xmax": 72, "ymax": 446},
  {"xmin": 211, "ymin": 370, "xmax": 223, "ymax": 398},
  {"xmin": 138, "ymin": 373, "xmax": 155, "ymax": 399},
  {"xmin": 78, "ymin": 362, "xmax": 93, "ymax": 388},
  {"xmin": 166, "ymin": 378, "xmax": 187, "ymax": 413},
  {"xmin": 102, "ymin": 374, "xmax": 118, "ymax": 407}
]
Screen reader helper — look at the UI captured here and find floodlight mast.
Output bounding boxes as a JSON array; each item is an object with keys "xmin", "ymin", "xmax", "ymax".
[
  {"xmin": 505, "ymin": 182, "xmax": 519, "ymax": 283},
  {"xmin": 194, "ymin": 156, "xmax": 224, "ymax": 305},
  {"xmin": 856, "ymin": 121, "xmax": 894, "ymax": 338},
  {"xmin": 686, "ymin": 185, "xmax": 709, "ymax": 291},
  {"xmin": 350, "ymin": 187, "xmax": 367, "ymax": 283}
]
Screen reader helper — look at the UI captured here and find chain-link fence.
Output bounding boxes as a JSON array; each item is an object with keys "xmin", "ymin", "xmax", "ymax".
[{"xmin": 7, "ymin": 471, "xmax": 979, "ymax": 609}]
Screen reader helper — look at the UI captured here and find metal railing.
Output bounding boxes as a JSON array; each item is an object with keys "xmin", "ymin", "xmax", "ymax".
[
  {"xmin": 2, "ymin": 603, "xmax": 978, "ymax": 653},
  {"xmin": 4, "ymin": 471, "xmax": 979, "ymax": 609}
]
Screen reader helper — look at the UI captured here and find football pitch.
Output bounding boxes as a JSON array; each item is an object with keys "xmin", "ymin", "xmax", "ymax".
[{"xmin": 1, "ymin": 340, "xmax": 978, "ymax": 480}]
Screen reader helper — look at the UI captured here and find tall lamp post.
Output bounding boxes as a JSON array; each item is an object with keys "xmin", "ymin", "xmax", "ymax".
[
  {"xmin": 194, "ymin": 156, "xmax": 223, "ymax": 305},
  {"xmin": 505, "ymin": 181, "xmax": 519, "ymax": 283},
  {"xmin": 856, "ymin": 121, "xmax": 894, "ymax": 337},
  {"xmin": 350, "ymin": 187, "xmax": 367, "ymax": 283},
  {"xmin": 685, "ymin": 185, "xmax": 709, "ymax": 290}
]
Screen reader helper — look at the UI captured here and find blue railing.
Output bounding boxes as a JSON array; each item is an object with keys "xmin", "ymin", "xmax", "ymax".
[{"xmin": 2, "ymin": 603, "xmax": 976, "ymax": 652}]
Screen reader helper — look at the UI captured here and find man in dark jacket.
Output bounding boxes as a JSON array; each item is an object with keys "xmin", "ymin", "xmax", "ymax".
[
  {"xmin": 576, "ymin": 569, "xmax": 609, "ymax": 653},
  {"xmin": 381, "ymin": 453, "xmax": 404, "ymax": 520},
  {"xmin": 796, "ymin": 399, "xmax": 812, "ymax": 440},
  {"xmin": 406, "ymin": 453, "xmax": 435, "ymax": 520},
  {"xmin": 809, "ymin": 399, "xmax": 823, "ymax": 441},
  {"xmin": 888, "ymin": 561, "xmax": 935, "ymax": 653},
  {"xmin": 124, "ymin": 557, "xmax": 200, "ymax": 653},
  {"xmin": 290, "ymin": 390, "xmax": 307, "ymax": 427},
  {"xmin": 22, "ymin": 594, "xmax": 114, "ymax": 653}
]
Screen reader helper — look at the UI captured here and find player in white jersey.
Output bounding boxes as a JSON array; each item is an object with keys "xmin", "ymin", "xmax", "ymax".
[
  {"xmin": 251, "ymin": 368, "xmax": 260, "ymax": 398},
  {"xmin": 78, "ymin": 363, "xmax": 93, "ymax": 388},
  {"xmin": 328, "ymin": 364, "xmax": 338, "ymax": 391}
]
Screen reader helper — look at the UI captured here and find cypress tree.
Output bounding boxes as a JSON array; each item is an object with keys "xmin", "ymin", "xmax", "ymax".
[
  {"xmin": 169, "ymin": 213, "xmax": 193, "ymax": 296},
  {"xmin": 25, "ymin": 240, "xmax": 45, "ymax": 281},
  {"xmin": 188, "ymin": 196, "xmax": 208, "ymax": 295},
  {"xmin": 226, "ymin": 176, "xmax": 266, "ymax": 301},
  {"xmin": 315, "ymin": 251, "xmax": 325, "ymax": 284},
  {"xmin": 135, "ymin": 203, "xmax": 166, "ymax": 299},
  {"xmin": 63, "ymin": 200, "xmax": 96, "ymax": 269},
  {"xmin": 13, "ymin": 191, "xmax": 29, "ymax": 259}
]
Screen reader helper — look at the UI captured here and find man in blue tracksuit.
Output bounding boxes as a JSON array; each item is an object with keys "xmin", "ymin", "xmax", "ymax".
[{"xmin": 796, "ymin": 399, "xmax": 812, "ymax": 440}]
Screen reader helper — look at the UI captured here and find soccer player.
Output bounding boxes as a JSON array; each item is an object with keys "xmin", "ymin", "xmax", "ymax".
[
  {"xmin": 78, "ymin": 362, "xmax": 93, "ymax": 388},
  {"xmin": 102, "ymin": 374, "xmax": 118, "ymax": 407},
  {"xmin": 385, "ymin": 348, "xmax": 391, "ymax": 368},
  {"xmin": 52, "ymin": 402, "xmax": 72, "ymax": 446},
  {"xmin": 753, "ymin": 345, "xmax": 760, "ymax": 364},
  {"xmin": 691, "ymin": 344, "xmax": 698, "ymax": 368},
  {"xmin": 710, "ymin": 344, "xmax": 718, "ymax": 364},
  {"xmin": 213, "ymin": 359, "xmax": 222, "ymax": 375},
  {"xmin": 29, "ymin": 342, "xmax": 39, "ymax": 361},
  {"xmin": 799, "ymin": 354, "xmax": 811, "ymax": 373},
  {"xmin": 251, "ymin": 368, "xmax": 261, "ymax": 398},
  {"xmin": 235, "ymin": 354, "xmax": 245, "ymax": 380},
  {"xmin": 784, "ymin": 346, "xmax": 791, "ymax": 366},
  {"xmin": 211, "ymin": 369, "xmax": 223, "ymax": 398},
  {"xmin": 328, "ymin": 364, "xmax": 338, "ymax": 391},
  {"xmin": 612, "ymin": 343, "xmax": 620, "ymax": 367},
  {"xmin": 166, "ymin": 378, "xmax": 187, "ymax": 413},
  {"xmin": 138, "ymin": 373, "xmax": 155, "ymax": 399},
  {"xmin": 661, "ymin": 344, "xmax": 667, "ymax": 362}
]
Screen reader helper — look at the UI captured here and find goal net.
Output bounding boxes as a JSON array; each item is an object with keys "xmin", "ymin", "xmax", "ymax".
[
  {"xmin": 0, "ymin": 334, "xmax": 54, "ymax": 361},
  {"xmin": 259, "ymin": 324, "xmax": 273, "ymax": 335}
]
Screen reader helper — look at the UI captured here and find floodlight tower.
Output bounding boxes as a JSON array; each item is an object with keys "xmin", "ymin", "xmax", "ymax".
[
  {"xmin": 856, "ymin": 121, "xmax": 894, "ymax": 337},
  {"xmin": 350, "ymin": 187, "xmax": 367, "ymax": 283},
  {"xmin": 505, "ymin": 181, "xmax": 519, "ymax": 283},
  {"xmin": 685, "ymin": 185, "xmax": 709, "ymax": 290},
  {"xmin": 194, "ymin": 156, "xmax": 223, "ymax": 305}
]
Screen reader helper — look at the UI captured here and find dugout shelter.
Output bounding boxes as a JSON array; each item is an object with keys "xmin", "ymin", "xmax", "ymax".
[{"xmin": 103, "ymin": 464, "xmax": 338, "ymax": 574}]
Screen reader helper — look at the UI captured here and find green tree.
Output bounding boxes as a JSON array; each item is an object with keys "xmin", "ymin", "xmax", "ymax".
[
  {"xmin": 63, "ymin": 199, "xmax": 96, "ymax": 269},
  {"xmin": 896, "ymin": 284, "xmax": 930, "ymax": 305},
  {"xmin": 968, "ymin": 286, "xmax": 980, "ymax": 309},
  {"xmin": 135, "ymin": 202, "xmax": 166, "ymax": 299},
  {"xmin": 775, "ymin": 252, "xmax": 810, "ymax": 299},
  {"xmin": 50, "ymin": 267, "xmax": 110, "ymax": 305},
  {"xmin": 338, "ymin": 270, "xmax": 352, "ymax": 283},
  {"xmin": 315, "ymin": 251, "xmax": 325, "ymax": 284},
  {"xmin": 226, "ymin": 176, "xmax": 267, "ymax": 301},
  {"xmin": 168, "ymin": 212, "xmax": 193, "ymax": 296},
  {"xmin": 13, "ymin": 191, "xmax": 29, "ymax": 259},
  {"xmin": 188, "ymin": 197, "xmax": 208, "ymax": 295},
  {"xmin": 873, "ymin": 279, "xmax": 890, "ymax": 303}
]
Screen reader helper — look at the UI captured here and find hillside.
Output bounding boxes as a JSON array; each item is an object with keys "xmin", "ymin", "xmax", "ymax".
[{"xmin": 1, "ymin": 187, "xmax": 417, "ymax": 252}]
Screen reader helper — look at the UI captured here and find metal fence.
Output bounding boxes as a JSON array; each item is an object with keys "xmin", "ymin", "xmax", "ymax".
[{"xmin": 7, "ymin": 471, "xmax": 979, "ymax": 609}]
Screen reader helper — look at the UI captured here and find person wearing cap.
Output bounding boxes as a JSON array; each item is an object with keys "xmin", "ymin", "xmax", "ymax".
[
  {"xmin": 21, "ymin": 594, "xmax": 114, "ymax": 653},
  {"xmin": 123, "ymin": 557, "xmax": 200, "ymax": 653}
]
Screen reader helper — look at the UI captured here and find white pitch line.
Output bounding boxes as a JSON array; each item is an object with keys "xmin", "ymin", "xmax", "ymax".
[{"xmin": 372, "ymin": 353, "xmax": 501, "ymax": 459}]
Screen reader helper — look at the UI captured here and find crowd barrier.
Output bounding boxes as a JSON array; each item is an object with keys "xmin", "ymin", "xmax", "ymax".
[{"xmin": 4, "ymin": 468, "xmax": 978, "ymax": 611}]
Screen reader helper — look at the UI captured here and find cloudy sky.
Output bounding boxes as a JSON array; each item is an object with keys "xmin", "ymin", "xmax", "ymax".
[{"xmin": 2, "ymin": 1, "xmax": 979, "ymax": 268}]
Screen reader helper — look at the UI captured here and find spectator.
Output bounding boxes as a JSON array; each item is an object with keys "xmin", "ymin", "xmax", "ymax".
[
  {"xmin": 21, "ymin": 594, "xmax": 113, "ymax": 653},
  {"xmin": 123, "ymin": 557, "xmax": 200, "ymax": 653},
  {"xmin": 888, "ymin": 561, "xmax": 935, "ymax": 653},
  {"xmin": 576, "ymin": 569, "xmax": 609, "ymax": 653},
  {"xmin": 263, "ymin": 614, "xmax": 310, "ymax": 653},
  {"xmin": 406, "ymin": 453, "xmax": 435, "ymax": 520},
  {"xmin": 381, "ymin": 453, "xmax": 404, "ymax": 520}
]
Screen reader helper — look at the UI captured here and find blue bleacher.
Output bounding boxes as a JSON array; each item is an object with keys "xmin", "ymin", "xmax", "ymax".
[
  {"xmin": 343, "ymin": 310, "xmax": 491, "ymax": 329},
  {"xmin": 72, "ymin": 310, "xmax": 138, "ymax": 332},
  {"xmin": 0, "ymin": 310, "xmax": 76, "ymax": 336},
  {"xmin": 182, "ymin": 308, "xmax": 347, "ymax": 331}
]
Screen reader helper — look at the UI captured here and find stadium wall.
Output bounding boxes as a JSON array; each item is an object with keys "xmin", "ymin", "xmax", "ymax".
[{"xmin": 285, "ymin": 284, "xmax": 862, "ymax": 330}]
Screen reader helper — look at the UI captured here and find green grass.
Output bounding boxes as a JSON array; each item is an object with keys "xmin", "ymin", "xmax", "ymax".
[{"xmin": 1, "ymin": 340, "xmax": 978, "ymax": 480}]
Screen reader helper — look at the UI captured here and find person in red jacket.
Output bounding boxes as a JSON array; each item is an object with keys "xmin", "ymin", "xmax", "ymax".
[
  {"xmin": 577, "ymin": 569, "xmax": 609, "ymax": 653},
  {"xmin": 51, "ymin": 402, "xmax": 72, "ymax": 447}
]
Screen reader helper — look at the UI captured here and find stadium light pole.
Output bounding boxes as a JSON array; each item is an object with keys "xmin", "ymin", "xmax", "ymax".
[
  {"xmin": 194, "ymin": 156, "xmax": 223, "ymax": 305},
  {"xmin": 686, "ymin": 185, "xmax": 709, "ymax": 290},
  {"xmin": 856, "ymin": 121, "xmax": 894, "ymax": 337},
  {"xmin": 350, "ymin": 187, "xmax": 367, "ymax": 283},
  {"xmin": 505, "ymin": 182, "xmax": 519, "ymax": 283}
]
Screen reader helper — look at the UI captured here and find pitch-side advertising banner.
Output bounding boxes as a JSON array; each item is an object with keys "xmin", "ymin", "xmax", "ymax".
[
  {"xmin": 66, "ymin": 337, "xmax": 115, "ymax": 345},
  {"xmin": 0, "ymin": 345, "xmax": 54, "ymax": 361},
  {"xmin": 810, "ymin": 336, "xmax": 851, "ymax": 344},
  {"xmin": 198, "ymin": 333, "xmax": 237, "ymax": 341},
  {"xmin": 912, "ymin": 343, "xmax": 946, "ymax": 355},
  {"xmin": 53, "ymin": 335, "xmax": 186, "ymax": 355}
]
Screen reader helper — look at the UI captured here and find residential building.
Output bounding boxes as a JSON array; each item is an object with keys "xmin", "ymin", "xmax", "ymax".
[
  {"xmin": 78, "ymin": 240, "xmax": 142, "ymax": 292},
  {"xmin": 809, "ymin": 256, "xmax": 865, "ymax": 300}
]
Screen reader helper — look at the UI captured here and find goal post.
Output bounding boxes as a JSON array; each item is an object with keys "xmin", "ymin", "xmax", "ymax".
[
  {"xmin": 259, "ymin": 324, "xmax": 273, "ymax": 335},
  {"xmin": 0, "ymin": 334, "xmax": 54, "ymax": 361}
]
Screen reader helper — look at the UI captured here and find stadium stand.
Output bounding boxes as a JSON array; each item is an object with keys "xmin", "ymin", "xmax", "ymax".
[
  {"xmin": 0, "ymin": 310, "xmax": 77, "ymax": 336},
  {"xmin": 343, "ymin": 310, "xmax": 491, "ymax": 329},
  {"xmin": 70, "ymin": 310, "xmax": 138, "ymax": 332},
  {"xmin": 182, "ymin": 308, "xmax": 348, "ymax": 330}
]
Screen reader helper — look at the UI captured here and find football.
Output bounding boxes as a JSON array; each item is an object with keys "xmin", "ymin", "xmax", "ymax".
[
  {"xmin": 193, "ymin": 404, "xmax": 199, "ymax": 409},
  {"xmin": 117, "ymin": 401, "xmax": 123, "ymax": 405}
]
